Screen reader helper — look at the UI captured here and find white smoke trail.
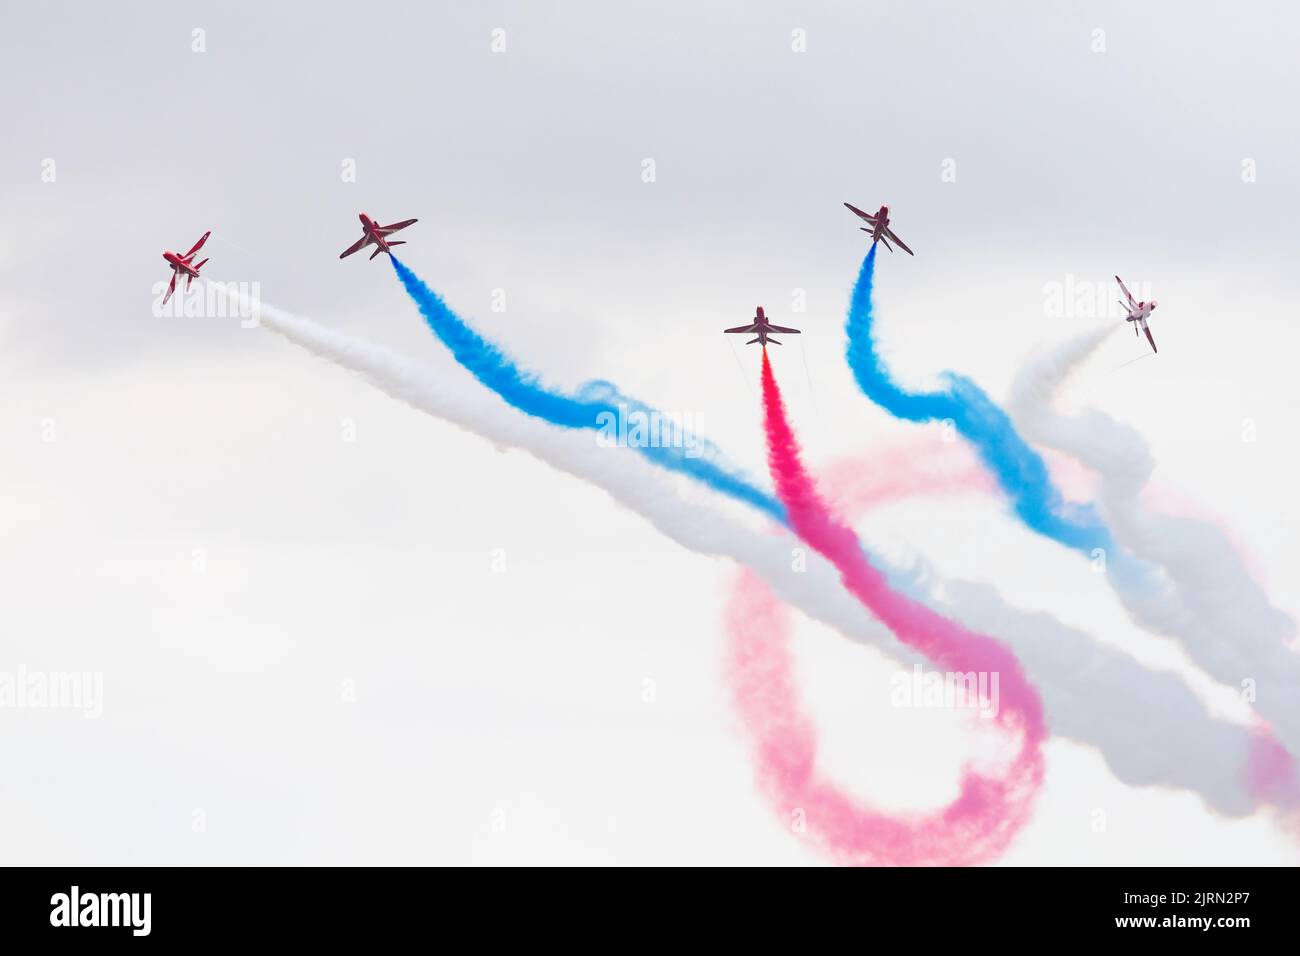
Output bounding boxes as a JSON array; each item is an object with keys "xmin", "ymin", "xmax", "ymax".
[
  {"xmin": 214, "ymin": 286, "xmax": 1286, "ymax": 817},
  {"xmin": 1007, "ymin": 325, "xmax": 1300, "ymax": 756}
]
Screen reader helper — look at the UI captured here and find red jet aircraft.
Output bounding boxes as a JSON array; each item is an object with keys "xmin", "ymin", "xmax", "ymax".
[
  {"xmin": 160, "ymin": 230, "xmax": 210, "ymax": 305},
  {"xmin": 1116, "ymin": 275, "xmax": 1159, "ymax": 354},
  {"xmin": 724, "ymin": 306, "xmax": 801, "ymax": 347},
  {"xmin": 339, "ymin": 213, "xmax": 418, "ymax": 261},
  {"xmin": 844, "ymin": 202, "xmax": 913, "ymax": 255}
]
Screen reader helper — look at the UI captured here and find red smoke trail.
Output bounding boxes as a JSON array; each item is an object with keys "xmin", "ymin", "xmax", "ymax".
[
  {"xmin": 745, "ymin": 347, "xmax": 1047, "ymax": 864},
  {"xmin": 728, "ymin": 434, "xmax": 1300, "ymax": 861}
]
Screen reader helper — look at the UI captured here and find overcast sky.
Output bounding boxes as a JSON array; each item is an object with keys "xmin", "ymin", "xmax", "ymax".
[{"xmin": 2, "ymin": 1, "xmax": 1298, "ymax": 864}]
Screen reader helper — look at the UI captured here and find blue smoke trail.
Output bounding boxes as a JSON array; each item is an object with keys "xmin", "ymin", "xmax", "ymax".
[
  {"xmin": 391, "ymin": 256, "xmax": 786, "ymax": 523},
  {"xmin": 845, "ymin": 245, "xmax": 1114, "ymax": 556}
]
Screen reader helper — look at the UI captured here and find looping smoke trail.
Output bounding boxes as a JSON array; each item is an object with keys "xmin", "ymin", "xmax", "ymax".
[
  {"xmin": 209, "ymin": 284, "xmax": 1294, "ymax": 827},
  {"xmin": 845, "ymin": 245, "xmax": 1112, "ymax": 553},
  {"xmin": 756, "ymin": 348, "xmax": 1045, "ymax": 864},
  {"xmin": 1007, "ymin": 326, "xmax": 1300, "ymax": 755},
  {"xmin": 389, "ymin": 256, "xmax": 783, "ymax": 522},
  {"xmin": 726, "ymin": 447, "xmax": 1300, "ymax": 856}
]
